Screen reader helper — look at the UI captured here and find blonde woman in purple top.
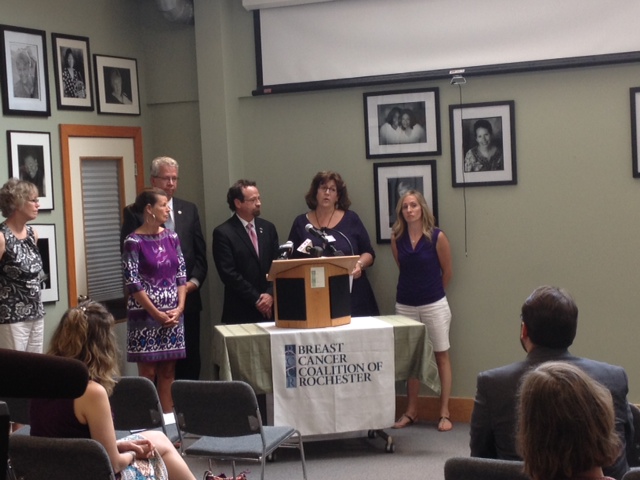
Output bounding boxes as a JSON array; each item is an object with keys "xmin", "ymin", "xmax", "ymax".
[
  {"xmin": 122, "ymin": 188, "xmax": 186, "ymax": 413},
  {"xmin": 390, "ymin": 190, "xmax": 453, "ymax": 432}
]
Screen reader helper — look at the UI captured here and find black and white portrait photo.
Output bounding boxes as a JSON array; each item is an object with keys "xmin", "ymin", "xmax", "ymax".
[
  {"xmin": 31, "ymin": 224, "xmax": 58, "ymax": 302},
  {"xmin": 1, "ymin": 25, "xmax": 50, "ymax": 115},
  {"xmin": 94, "ymin": 55, "xmax": 140, "ymax": 115},
  {"xmin": 364, "ymin": 88, "xmax": 440, "ymax": 158},
  {"xmin": 60, "ymin": 46, "xmax": 86, "ymax": 98},
  {"xmin": 8, "ymin": 130, "xmax": 54, "ymax": 210},
  {"xmin": 17, "ymin": 145, "xmax": 46, "ymax": 196},
  {"xmin": 52, "ymin": 33, "xmax": 93, "ymax": 110},
  {"xmin": 374, "ymin": 160, "xmax": 437, "ymax": 243},
  {"xmin": 449, "ymin": 101, "xmax": 517, "ymax": 187},
  {"xmin": 104, "ymin": 67, "xmax": 132, "ymax": 105},
  {"xmin": 377, "ymin": 102, "xmax": 427, "ymax": 146},
  {"xmin": 462, "ymin": 116, "xmax": 504, "ymax": 172},
  {"xmin": 36, "ymin": 236, "xmax": 52, "ymax": 290},
  {"xmin": 11, "ymin": 44, "xmax": 39, "ymax": 99},
  {"xmin": 387, "ymin": 176, "xmax": 424, "ymax": 227}
]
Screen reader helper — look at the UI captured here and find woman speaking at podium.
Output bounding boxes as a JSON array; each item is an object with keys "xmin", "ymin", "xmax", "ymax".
[{"xmin": 287, "ymin": 171, "xmax": 379, "ymax": 317}]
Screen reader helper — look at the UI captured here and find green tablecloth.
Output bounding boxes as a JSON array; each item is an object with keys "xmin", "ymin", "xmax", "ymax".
[{"xmin": 212, "ymin": 315, "xmax": 441, "ymax": 395}]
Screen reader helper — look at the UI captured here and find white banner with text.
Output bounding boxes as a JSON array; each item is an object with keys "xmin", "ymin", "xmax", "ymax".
[{"xmin": 267, "ymin": 317, "xmax": 395, "ymax": 435}]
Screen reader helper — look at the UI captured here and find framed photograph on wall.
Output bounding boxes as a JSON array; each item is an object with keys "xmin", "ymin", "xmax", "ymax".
[
  {"xmin": 449, "ymin": 100, "xmax": 517, "ymax": 187},
  {"xmin": 364, "ymin": 88, "xmax": 441, "ymax": 158},
  {"xmin": 373, "ymin": 160, "xmax": 438, "ymax": 244},
  {"xmin": 32, "ymin": 224, "xmax": 59, "ymax": 303},
  {"xmin": 7, "ymin": 130, "xmax": 54, "ymax": 211},
  {"xmin": 51, "ymin": 33, "xmax": 93, "ymax": 111},
  {"xmin": 0, "ymin": 24, "xmax": 50, "ymax": 116},
  {"xmin": 630, "ymin": 87, "xmax": 640, "ymax": 178},
  {"xmin": 93, "ymin": 54, "xmax": 140, "ymax": 115}
]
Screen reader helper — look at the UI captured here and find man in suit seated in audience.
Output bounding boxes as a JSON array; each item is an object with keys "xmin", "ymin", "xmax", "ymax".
[{"xmin": 469, "ymin": 285, "xmax": 634, "ymax": 480}]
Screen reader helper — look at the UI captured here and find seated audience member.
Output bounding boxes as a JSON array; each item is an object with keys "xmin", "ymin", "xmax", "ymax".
[
  {"xmin": 29, "ymin": 299, "xmax": 195, "ymax": 480},
  {"xmin": 469, "ymin": 285, "xmax": 633, "ymax": 480},
  {"xmin": 517, "ymin": 361, "xmax": 622, "ymax": 480}
]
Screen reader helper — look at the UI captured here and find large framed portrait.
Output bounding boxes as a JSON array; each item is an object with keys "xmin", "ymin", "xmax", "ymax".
[
  {"xmin": 373, "ymin": 160, "xmax": 438, "ymax": 244},
  {"xmin": 630, "ymin": 87, "xmax": 640, "ymax": 178},
  {"xmin": 31, "ymin": 224, "xmax": 59, "ymax": 303},
  {"xmin": 93, "ymin": 54, "xmax": 140, "ymax": 115},
  {"xmin": 449, "ymin": 100, "xmax": 517, "ymax": 187},
  {"xmin": 51, "ymin": 33, "xmax": 93, "ymax": 111},
  {"xmin": 0, "ymin": 24, "xmax": 50, "ymax": 116},
  {"xmin": 364, "ymin": 88, "xmax": 441, "ymax": 159},
  {"xmin": 7, "ymin": 131, "xmax": 54, "ymax": 211}
]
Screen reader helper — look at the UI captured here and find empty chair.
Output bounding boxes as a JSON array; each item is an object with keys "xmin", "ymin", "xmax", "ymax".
[
  {"xmin": 628, "ymin": 403, "xmax": 640, "ymax": 468},
  {"xmin": 444, "ymin": 457, "xmax": 530, "ymax": 480},
  {"xmin": 0, "ymin": 397, "xmax": 28, "ymax": 426},
  {"xmin": 0, "ymin": 396, "xmax": 31, "ymax": 435},
  {"xmin": 172, "ymin": 380, "xmax": 307, "ymax": 480},
  {"xmin": 8, "ymin": 435, "xmax": 115, "ymax": 480},
  {"xmin": 623, "ymin": 468, "xmax": 640, "ymax": 480},
  {"xmin": 109, "ymin": 375, "xmax": 178, "ymax": 441}
]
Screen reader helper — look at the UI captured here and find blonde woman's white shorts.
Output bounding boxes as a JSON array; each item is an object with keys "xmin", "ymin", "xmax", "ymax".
[{"xmin": 395, "ymin": 297, "xmax": 451, "ymax": 352}]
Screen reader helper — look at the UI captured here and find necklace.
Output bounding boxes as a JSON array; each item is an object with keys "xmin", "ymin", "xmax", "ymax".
[
  {"xmin": 141, "ymin": 228, "xmax": 164, "ymax": 252},
  {"xmin": 153, "ymin": 231, "xmax": 165, "ymax": 253},
  {"xmin": 315, "ymin": 209, "xmax": 336, "ymax": 230},
  {"xmin": 408, "ymin": 228, "xmax": 422, "ymax": 247}
]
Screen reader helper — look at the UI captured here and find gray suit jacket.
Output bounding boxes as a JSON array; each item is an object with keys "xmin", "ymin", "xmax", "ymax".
[{"xmin": 470, "ymin": 347, "xmax": 634, "ymax": 480}]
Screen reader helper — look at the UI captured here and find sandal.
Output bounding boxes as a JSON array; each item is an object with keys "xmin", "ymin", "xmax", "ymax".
[
  {"xmin": 393, "ymin": 413, "xmax": 417, "ymax": 429},
  {"xmin": 438, "ymin": 416, "xmax": 453, "ymax": 432}
]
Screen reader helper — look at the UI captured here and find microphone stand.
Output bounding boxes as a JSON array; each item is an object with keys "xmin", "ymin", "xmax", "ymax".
[{"xmin": 326, "ymin": 228, "xmax": 354, "ymax": 256}]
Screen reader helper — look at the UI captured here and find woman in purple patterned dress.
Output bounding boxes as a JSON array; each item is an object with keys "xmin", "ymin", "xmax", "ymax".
[{"xmin": 122, "ymin": 188, "xmax": 186, "ymax": 413}]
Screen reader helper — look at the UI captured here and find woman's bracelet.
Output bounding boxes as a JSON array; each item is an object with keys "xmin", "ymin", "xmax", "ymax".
[
  {"xmin": 356, "ymin": 260, "xmax": 365, "ymax": 270},
  {"xmin": 125, "ymin": 450, "xmax": 136, "ymax": 464}
]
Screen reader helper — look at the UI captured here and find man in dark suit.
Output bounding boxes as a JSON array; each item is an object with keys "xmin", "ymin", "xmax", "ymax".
[
  {"xmin": 120, "ymin": 156, "xmax": 208, "ymax": 380},
  {"xmin": 212, "ymin": 179, "xmax": 279, "ymax": 324},
  {"xmin": 470, "ymin": 285, "xmax": 634, "ymax": 480}
]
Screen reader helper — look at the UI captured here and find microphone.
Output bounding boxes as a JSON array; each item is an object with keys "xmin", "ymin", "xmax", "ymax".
[
  {"xmin": 307, "ymin": 246, "xmax": 323, "ymax": 257},
  {"xmin": 0, "ymin": 349, "xmax": 89, "ymax": 398},
  {"xmin": 305, "ymin": 223, "xmax": 330, "ymax": 242},
  {"xmin": 277, "ymin": 241, "xmax": 294, "ymax": 259},
  {"xmin": 304, "ymin": 223, "xmax": 343, "ymax": 256}
]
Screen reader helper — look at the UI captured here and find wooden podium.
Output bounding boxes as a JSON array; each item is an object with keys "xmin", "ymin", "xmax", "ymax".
[{"xmin": 267, "ymin": 256, "xmax": 359, "ymax": 329}]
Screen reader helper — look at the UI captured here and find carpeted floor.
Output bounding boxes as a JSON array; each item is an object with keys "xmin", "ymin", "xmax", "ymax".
[{"xmin": 184, "ymin": 420, "xmax": 470, "ymax": 480}]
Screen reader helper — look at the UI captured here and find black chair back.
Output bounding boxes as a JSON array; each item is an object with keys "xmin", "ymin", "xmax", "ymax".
[
  {"xmin": 8, "ymin": 435, "xmax": 115, "ymax": 480},
  {"xmin": 110, "ymin": 376, "xmax": 165, "ymax": 432},
  {"xmin": 444, "ymin": 457, "xmax": 530, "ymax": 480},
  {"xmin": 172, "ymin": 380, "xmax": 261, "ymax": 438}
]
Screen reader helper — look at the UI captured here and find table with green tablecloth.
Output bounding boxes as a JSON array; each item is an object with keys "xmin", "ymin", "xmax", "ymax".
[{"xmin": 212, "ymin": 315, "xmax": 441, "ymax": 395}]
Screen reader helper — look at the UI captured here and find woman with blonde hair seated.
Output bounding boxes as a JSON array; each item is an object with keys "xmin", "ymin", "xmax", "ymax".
[
  {"xmin": 517, "ymin": 361, "xmax": 622, "ymax": 480},
  {"xmin": 29, "ymin": 299, "xmax": 195, "ymax": 480}
]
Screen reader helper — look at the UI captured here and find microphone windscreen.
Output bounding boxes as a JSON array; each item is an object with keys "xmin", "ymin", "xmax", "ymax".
[{"xmin": 0, "ymin": 349, "xmax": 89, "ymax": 399}]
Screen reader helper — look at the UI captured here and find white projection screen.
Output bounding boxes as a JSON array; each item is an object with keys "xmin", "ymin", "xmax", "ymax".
[{"xmin": 253, "ymin": 0, "xmax": 640, "ymax": 95}]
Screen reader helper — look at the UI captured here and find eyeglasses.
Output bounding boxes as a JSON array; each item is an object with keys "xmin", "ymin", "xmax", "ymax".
[
  {"xmin": 320, "ymin": 187, "xmax": 337, "ymax": 194},
  {"xmin": 154, "ymin": 176, "xmax": 179, "ymax": 183},
  {"xmin": 26, "ymin": 198, "xmax": 40, "ymax": 204},
  {"xmin": 243, "ymin": 196, "xmax": 261, "ymax": 204}
]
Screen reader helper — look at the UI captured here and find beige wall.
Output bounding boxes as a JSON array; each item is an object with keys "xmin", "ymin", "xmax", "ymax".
[
  {"xmin": 0, "ymin": 0, "xmax": 204, "ymax": 373},
  {"xmin": 2, "ymin": 0, "xmax": 638, "ymax": 402},
  {"xmin": 196, "ymin": 0, "xmax": 640, "ymax": 401}
]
